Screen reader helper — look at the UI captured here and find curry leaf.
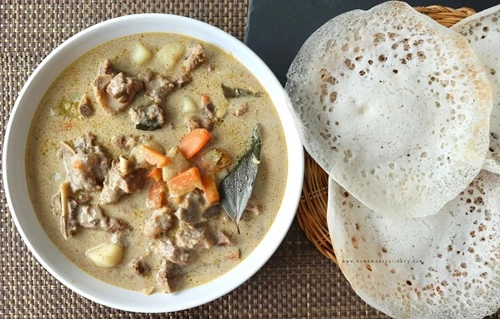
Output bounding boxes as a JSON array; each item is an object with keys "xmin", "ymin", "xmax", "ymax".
[
  {"xmin": 221, "ymin": 84, "xmax": 262, "ymax": 99},
  {"xmin": 219, "ymin": 125, "xmax": 261, "ymax": 233},
  {"xmin": 136, "ymin": 118, "xmax": 163, "ymax": 131}
]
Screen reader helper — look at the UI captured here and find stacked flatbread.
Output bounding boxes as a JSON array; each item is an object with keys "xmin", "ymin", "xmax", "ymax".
[
  {"xmin": 452, "ymin": 5, "xmax": 500, "ymax": 175},
  {"xmin": 285, "ymin": 2, "xmax": 500, "ymax": 318}
]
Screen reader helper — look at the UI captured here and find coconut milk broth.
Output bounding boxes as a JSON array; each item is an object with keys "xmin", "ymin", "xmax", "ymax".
[{"xmin": 26, "ymin": 33, "xmax": 287, "ymax": 292}]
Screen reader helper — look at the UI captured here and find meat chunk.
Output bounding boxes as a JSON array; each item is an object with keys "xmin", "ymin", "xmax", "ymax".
[
  {"xmin": 175, "ymin": 191, "xmax": 221, "ymax": 225},
  {"xmin": 72, "ymin": 132, "xmax": 95, "ymax": 150},
  {"xmin": 138, "ymin": 70, "xmax": 174, "ymax": 104},
  {"xmin": 181, "ymin": 44, "xmax": 207, "ymax": 75},
  {"xmin": 92, "ymin": 59, "xmax": 142, "ymax": 115},
  {"xmin": 184, "ymin": 95, "xmax": 218, "ymax": 132},
  {"xmin": 110, "ymin": 228, "xmax": 130, "ymax": 247},
  {"xmin": 106, "ymin": 72, "xmax": 143, "ymax": 104},
  {"xmin": 203, "ymin": 204, "xmax": 221, "ymax": 220},
  {"xmin": 176, "ymin": 224, "xmax": 214, "ymax": 250},
  {"xmin": 156, "ymin": 259, "xmax": 180, "ymax": 293},
  {"xmin": 100, "ymin": 156, "xmax": 146, "ymax": 204},
  {"xmin": 175, "ymin": 206, "xmax": 201, "ymax": 225},
  {"xmin": 51, "ymin": 183, "xmax": 127, "ymax": 239},
  {"xmin": 78, "ymin": 94, "xmax": 94, "ymax": 118},
  {"xmin": 112, "ymin": 135, "xmax": 133, "ymax": 150},
  {"xmin": 135, "ymin": 70, "xmax": 191, "ymax": 105},
  {"xmin": 92, "ymin": 73, "xmax": 115, "ymax": 111},
  {"xmin": 93, "ymin": 74, "xmax": 113, "ymax": 94},
  {"xmin": 245, "ymin": 200, "xmax": 261, "ymax": 216},
  {"xmin": 98, "ymin": 58, "xmax": 116, "ymax": 76},
  {"xmin": 58, "ymin": 133, "xmax": 111, "ymax": 192},
  {"xmin": 129, "ymin": 104, "xmax": 167, "ymax": 131},
  {"xmin": 144, "ymin": 207, "xmax": 174, "ymax": 239},
  {"xmin": 155, "ymin": 238, "xmax": 190, "ymax": 265},
  {"xmin": 77, "ymin": 205, "xmax": 127, "ymax": 232},
  {"xmin": 174, "ymin": 74, "xmax": 192, "ymax": 88},
  {"xmin": 233, "ymin": 103, "xmax": 249, "ymax": 117},
  {"xmin": 185, "ymin": 115, "xmax": 202, "ymax": 131},
  {"xmin": 201, "ymin": 118, "xmax": 216, "ymax": 131},
  {"xmin": 214, "ymin": 230, "xmax": 234, "ymax": 247},
  {"xmin": 200, "ymin": 94, "xmax": 217, "ymax": 131},
  {"xmin": 175, "ymin": 191, "xmax": 207, "ymax": 225},
  {"xmin": 129, "ymin": 256, "xmax": 150, "ymax": 276},
  {"xmin": 111, "ymin": 134, "xmax": 152, "ymax": 151}
]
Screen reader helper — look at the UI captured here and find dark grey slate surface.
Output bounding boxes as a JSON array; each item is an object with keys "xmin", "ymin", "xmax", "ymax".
[{"xmin": 245, "ymin": 0, "xmax": 499, "ymax": 86}]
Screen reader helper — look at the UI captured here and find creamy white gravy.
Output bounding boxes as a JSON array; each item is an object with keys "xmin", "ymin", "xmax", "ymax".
[{"xmin": 26, "ymin": 33, "xmax": 287, "ymax": 293}]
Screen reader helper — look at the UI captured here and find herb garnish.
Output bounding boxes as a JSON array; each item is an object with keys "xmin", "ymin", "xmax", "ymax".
[
  {"xmin": 221, "ymin": 84, "xmax": 262, "ymax": 99},
  {"xmin": 136, "ymin": 118, "xmax": 163, "ymax": 131},
  {"xmin": 219, "ymin": 125, "xmax": 261, "ymax": 233}
]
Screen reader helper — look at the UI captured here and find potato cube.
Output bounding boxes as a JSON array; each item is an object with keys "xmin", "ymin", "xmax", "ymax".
[
  {"xmin": 131, "ymin": 42, "xmax": 152, "ymax": 65},
  {"xmin": 85, "ymin": 243, "xmax": 124, "ymax": 268},
  {"xmin": 157, "ymin": 42, "xmax": 185, "ymax": 70}
]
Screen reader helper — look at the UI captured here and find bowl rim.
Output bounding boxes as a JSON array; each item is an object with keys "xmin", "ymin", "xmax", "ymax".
[{"xmin": 2, "ymin": 13, "xmax": 304, "ymax": 313}]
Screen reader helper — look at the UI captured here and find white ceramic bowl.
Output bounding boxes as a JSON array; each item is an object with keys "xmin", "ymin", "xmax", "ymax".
[{"xmin": 2, "ymin": 14, "xmax": 304, "ymax": 312}]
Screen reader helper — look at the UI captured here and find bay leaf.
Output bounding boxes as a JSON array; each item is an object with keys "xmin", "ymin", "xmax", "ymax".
[{"xmin": 219, "ymin": 125, "xmax": 261, "ymax": 233}]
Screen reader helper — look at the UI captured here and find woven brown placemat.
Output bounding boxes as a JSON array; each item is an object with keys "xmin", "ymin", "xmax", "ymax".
[
  {"xmin": 0, "ymin": 1, "xmax": 385, "ymax": 318},
  {"xmin": 0, "ymin": 1, "xmax": 496, "ymax": 319}
]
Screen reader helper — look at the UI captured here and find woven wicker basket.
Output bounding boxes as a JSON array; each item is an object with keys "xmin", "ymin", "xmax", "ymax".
[{"xmin": 297, "ymin": 5, "xmax": 477, "ymax": 263}]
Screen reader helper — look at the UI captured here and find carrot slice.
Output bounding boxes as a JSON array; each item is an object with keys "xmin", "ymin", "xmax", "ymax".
[
  {"xmin": 137, "ymin": 144, "xmax": 170, "ymax": 168},
  {"xmin": 147, "ymin": 181, "xmax": 167, "ymax": 209},
  {"xmin": 167, "ymin": 167, "xmax": 203, "ymax": 197},
  {"xmin": 147, "ymin": 167, "xmax": 163, "ymax": 182},
  {"xmin": 72, "ymin": 159, "xmax": 84, "ymax": 169},
  {"xmin": 201, "ymin": 172, "xmax": 219, "ymax": 204},
  {"xmin": 179, "ymin": 128, "xmax": 212, "ymax": 159},
  {"xmin": 201, "ymin": 94, "xmax": 210, "ymax": 104}
]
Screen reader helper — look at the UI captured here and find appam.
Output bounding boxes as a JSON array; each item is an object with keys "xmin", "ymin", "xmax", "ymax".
[
  {"xmin": 285, "ymin": 1, "xmax": 492, "ymax": 218},
  {"xmin": 452, "ymin": 5, "xmax": 500, "ymax": 174},
  {"xmin": 326, "ymin": 171, "xmax": 500, "ymax": 319}
]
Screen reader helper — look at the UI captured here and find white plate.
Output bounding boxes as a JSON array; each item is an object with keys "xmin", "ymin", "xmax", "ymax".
[{"xmin": 2, "ymin": 14, "xmax": 304, "ymax": 313}]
